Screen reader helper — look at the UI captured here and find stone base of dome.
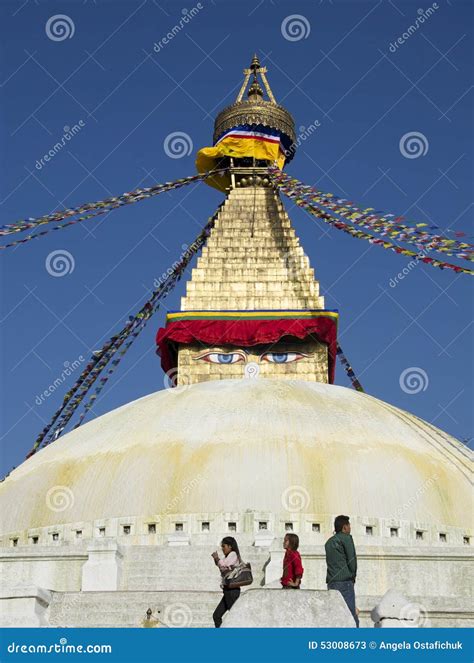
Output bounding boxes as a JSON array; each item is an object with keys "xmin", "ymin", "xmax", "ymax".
[
  {"xmin": 1, "ymin": 585, "xmax": 473, "ymax": 629},
  {"xmin": 1, "ymin": 540, "xmax": 472, "ymax": 627}
]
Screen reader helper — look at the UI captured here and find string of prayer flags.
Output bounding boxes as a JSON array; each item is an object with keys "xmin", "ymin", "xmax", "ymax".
[
  {"xmin": 268, "ymin": 167, "xmax": 473, "ymax": 262},
  {"xmin": 1, "ymin": 169, "xmax": 227, "ymax": 249},
  {"xmin": 269, "ymin": 168, "xmax": 474, "ymax": 276},
  {"xmin": 1, "ymin": 208, "xmax": 120, "ymax": 250},
  {"xmin": 337, "ymin": 343, "xmax": 364, "ymax": 392},
  {"xmin": 26, "ymin": 215, "xmax": 216, "ymax": 458}
]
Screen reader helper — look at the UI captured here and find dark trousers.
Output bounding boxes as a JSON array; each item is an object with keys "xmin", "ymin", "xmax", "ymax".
[
  {"xmin": 213, "ymin": 588, "xmax": 241, "ymax": 627},
  {"xmin": 328, "ymin": 580, "xmax": 359, "ymax": 627}
]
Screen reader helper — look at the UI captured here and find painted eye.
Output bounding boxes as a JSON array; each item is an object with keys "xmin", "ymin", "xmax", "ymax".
[
  {"xmin": 261, "ymin": 352, "xmax": 305, "ymax": 364},
  {"xmin": 196, "ymin": 352, "xmax": 245, "ymax": 364}
]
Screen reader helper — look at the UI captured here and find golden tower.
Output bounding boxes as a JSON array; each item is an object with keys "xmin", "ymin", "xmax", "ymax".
[{"xmin": 157, "ymin": 56, "xmax": 338, "ymax": 387}]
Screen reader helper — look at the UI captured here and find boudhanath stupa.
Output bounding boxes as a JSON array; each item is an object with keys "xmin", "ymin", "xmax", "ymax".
[{"xmin": 0, "ymin": 56, "xmax": 472, "ymax": 628}]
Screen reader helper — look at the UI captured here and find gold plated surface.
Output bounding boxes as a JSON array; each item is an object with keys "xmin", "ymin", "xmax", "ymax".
[{"xmin": 213, "ymin": 55, "xmax": 296, "ymax": 144}]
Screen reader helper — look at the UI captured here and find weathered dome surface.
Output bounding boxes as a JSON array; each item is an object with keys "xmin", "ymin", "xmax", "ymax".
[{"xmin": 0, "ymin": 379, "xmax": 471, "ymax": 535}]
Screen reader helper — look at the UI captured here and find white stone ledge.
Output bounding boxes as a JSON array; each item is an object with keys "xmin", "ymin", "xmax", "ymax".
[
  {"xmin": 0, "ymin": 585, "xmax": 51, "ymax": 603},
  {"xmin": 0, "ymin": 585, "xmax": 52, "ymax": 627}
]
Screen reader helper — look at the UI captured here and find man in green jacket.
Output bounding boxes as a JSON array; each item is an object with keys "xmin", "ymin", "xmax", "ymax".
[{"xmin": 325, "ymin": 514, "xmax": 359, "ymax": 627}]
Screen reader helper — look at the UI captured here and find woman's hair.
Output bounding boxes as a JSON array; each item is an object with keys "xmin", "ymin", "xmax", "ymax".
[
  {"xmin": 221, "ymin": 536, "xmax": 241, "ymax": 560},
  {"xmin": 284, "ymin": 533, "xmax": 300, "ymax": 551}
]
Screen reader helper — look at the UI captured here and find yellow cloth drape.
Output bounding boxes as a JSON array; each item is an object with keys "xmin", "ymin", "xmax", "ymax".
[{"xmin": 196, "ymin": 135, "xmax": 286, "ymax": 191}]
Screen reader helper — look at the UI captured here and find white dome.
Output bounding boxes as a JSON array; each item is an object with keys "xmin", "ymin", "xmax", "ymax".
[{"xmin": 0, "ymin": 379, "xmax": 471, "ymax": 536}]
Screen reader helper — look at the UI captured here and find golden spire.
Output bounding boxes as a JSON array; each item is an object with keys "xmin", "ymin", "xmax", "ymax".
[
  {"xmin": 235, "ymin": 53, "xmax": 276, "ymax": 104},
  {"xmin": 213, "ymin": 55, "xmax": 295, "ymax": 148},
  {"xmin": 250, "ymin": 53, "xmax": 260, "ymax": 71},
  {"xmin": 247, "ymin": 78, "xmax": 264, "ymax": 101},
  {"xmin": 247, "ymin": 54, "xmax": 264, "ymax": 101}
]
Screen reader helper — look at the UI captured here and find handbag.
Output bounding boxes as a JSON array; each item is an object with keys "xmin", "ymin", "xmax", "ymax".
[{"xmin": 224, "ymin": 561, "xmax": 253, "ymax": 589}]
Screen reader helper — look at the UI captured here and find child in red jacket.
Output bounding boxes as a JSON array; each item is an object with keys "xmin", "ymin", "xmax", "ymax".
[{"xmin": 281, "ymin": 533, "xmax": 304, "ymax": 588}]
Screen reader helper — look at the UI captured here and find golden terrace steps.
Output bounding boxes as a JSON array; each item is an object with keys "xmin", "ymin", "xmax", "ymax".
[{"xmin": 180, "ymin": 185, "xmax": 324, "ymax": 312}]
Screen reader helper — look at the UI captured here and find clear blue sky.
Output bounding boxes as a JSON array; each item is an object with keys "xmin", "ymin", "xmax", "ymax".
[{"xmin": 1, "ymin": 0, "xmax": 472, "ymax": 474}]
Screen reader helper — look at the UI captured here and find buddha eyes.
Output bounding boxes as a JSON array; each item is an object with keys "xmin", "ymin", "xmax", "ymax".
[
  {"xmin": 196, "ymin": 352, "xmax": 245, "ymax": 364},
  {"xmin": 261, "ymin": 352, "xmax": 305, "ymax": 364},
  {"xmin": 194, "ymin": 351, "xmax": 307, "ymax": 364}
]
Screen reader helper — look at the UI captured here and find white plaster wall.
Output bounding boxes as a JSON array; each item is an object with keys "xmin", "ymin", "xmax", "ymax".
[{"xmin": 0, "ymin": 549, "xmax": 85, "ymax": 592}]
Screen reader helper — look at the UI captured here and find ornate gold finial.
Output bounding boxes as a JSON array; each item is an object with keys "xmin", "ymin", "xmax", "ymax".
[
  {"xmin": 250, "ymin": 54, "xmax": 260, "ymax": 71},
  {"xmin": 248, "ymin": 54, "xmax": 264, "ymax": 100},
  {"xmin": 247, "ymin": 79, "xmax": 263, "ymax": 101},
  {"xmin": 212, "ymin": 55, "xmax": 296, "ymax": 151}
]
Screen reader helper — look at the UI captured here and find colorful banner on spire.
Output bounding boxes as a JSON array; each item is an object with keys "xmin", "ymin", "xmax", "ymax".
[{"xmin": 197, "ymin": 125, "xmax": 289, "ymax": 191}]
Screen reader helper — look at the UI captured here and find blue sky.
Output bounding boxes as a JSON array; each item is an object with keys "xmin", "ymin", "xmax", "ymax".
[{"xmin": 1, "ymin": 0, "xmax": 472, "ymax": 474}]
